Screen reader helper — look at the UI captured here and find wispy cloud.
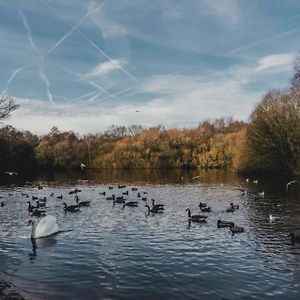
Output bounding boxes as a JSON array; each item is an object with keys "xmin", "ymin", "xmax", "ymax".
[
  {"xmin": 255, "ymin": 52, "xmax": 295, "ymax": 72},
  {"xmin": 84, "ymin": 59, "xmax": 127, "ymax": 78}
]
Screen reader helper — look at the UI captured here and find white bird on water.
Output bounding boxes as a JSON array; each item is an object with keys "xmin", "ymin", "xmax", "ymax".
[
  {"xmin": 80, "ymin": 162, "xmax": 86, "ymax": 171},
  {"xmin": 5, "ymin": 171, "xmax": 18, "ymax": 176},
  {"xmin": 286, "ymin": 180, "xmax": 297, "ymax": 192},
  {"xmin": 27, "ymin": 215, "xmax": 59, "ymax": 239},
  {"xmin": 253, "ymin": 179, "xmax": 258, "ymax": 184}
]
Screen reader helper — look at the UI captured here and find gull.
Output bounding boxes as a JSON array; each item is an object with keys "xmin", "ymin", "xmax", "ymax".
[
  {"xmin": 253, "ymin": 179, "xmax": 258, "ymax": 184},
  {"xmin": 286, "ymin": 180, "xmax": 297, "ymax": 192},
  {"xmin": 80, "ymin": 163, "xmax": 86, "ymax": 171},
  {"xmin": 5, "ymin": 171, "xmax": 18, "ymax": 176}
]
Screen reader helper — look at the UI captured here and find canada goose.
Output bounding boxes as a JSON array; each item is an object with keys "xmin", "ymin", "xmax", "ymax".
[
  {"xmin": 199, "ymin": 202, "xmax": 207, "ymax": 208},
  {"xmin": 145, "ymin": 205, "xmax": 163, "ymax": 215},
  {"xmin": 200, "ymin": 206, "xmax": 211, "ymax": 213},
  {"xmin": 217, "ymin": 220, "xmax": 234, "ymax": 228},
  {"xmin": 99, "ymin": 191, "xmax": 106, "ymax": 196},
  {"xmin": 63, "ymin": 202, "xmax": 80, "ymax": 212},
  {"xmin": 230, "ymin": 203, "xmax": 239, "ymax": 209},
  {"xmin": 141, "ymin": 197, "xmax": 147, "ymax": 201},
  {"xmin": 118, "ymin": 185, "xmax": 126, "ymax": 189},
  {"xmin": 1, "ymin": 202, "xmax": 5, "ymax": 207},
  {"xmin": 113, "ymin": 197, "xmax": 125, "ymax": 204},
  {"xmin": 27, "ymin": 201, "xmax": 38, "ymax": 212},
  {"xmin": 106, "ymin": 195, "xmax": 115, "ymax": 201},
  {"xmin": 132, "ymin": 187, "xmax": 138, "ymax": 191},
  {"xmin": 57, "ymin": 195, "xmax": 63, "ymax": 199},
  {"xmin": 75, "ymin": 196, "xmax": 90, "ymax": 207},
  {"xmin": 226, "ymin": 206, "xmax": 235, "ymax": 213},
  {"xmin": 229, "ymin": 224, "xmax": 244, "ymax": 233},
  {"xmin": 123, "ymin": 201, "xmax": 138, "ymax": 208},
  {"xmin": 186, "ymin": 208, "xmax": 207, "ymax": 222},
  {"xmin": 122, "ymin": 191, "xmax": 129, "ymax": 195},
  {"xmin": 151, "ymin": 199, "xmax": 164, "ymax": 210},
  {"xmin": 31, "ymin": 209, "xmax": 46, "ymax": 217}
]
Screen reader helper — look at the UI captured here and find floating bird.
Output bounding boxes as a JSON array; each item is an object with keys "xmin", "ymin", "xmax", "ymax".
[
  {"xmin": 109, "ymin": 186, "xmax": 114, "ymax": 190},
  {"xmin": 113, "ymin": 197, "xmax": 125, "ymax": 204},
  {"xmin": 253, "ymin": 180, "xmax": 258, "ymax": 184},
  {"xmin": 122, "ymin": 191, "xmax": 129, "ymax": 195},
  {"xmin": 5, "ymin": 171, "xmax": 18, "ymax": 176},
  {"xmin": 226, "ymin": 206, "xmax": 235, "ymax": 213},
  {"xmin": 151, "ymin": 199, "xmax": 164, "ymax": 211},
  {"xmin": 50, "ymin": 192, "xmax": 54, "ymax": 197},
  {"xmin": 137, "ymin": 192, "xmax": 141, "ymax": 198},
  {"xmin": 186, "ymin": 208, "xmax": 207, "ymax": 223},
  {"xmin": 1, "ymin": 202, "xmax": 4, "ymax": 207},
  {"xmin": 217, "ymin": 220, "xmax": 234, "ymax": 228},
  {"xmin": 63, "ymin": 202, "xmax": 80, "ymax": 212},
  {"xmin": 75, "ymin": 196, "xmax": 90, "ymax": 207},
  {"xmin": 200, "ymin": 206, "xmax": 211, "ymax": 213},
  {"xmin": 257, "ymin": 191, "xmax": 265, "ymax": 198},
  {"xmin": 289, "ymin": 231, "xmax": 300, "ymax": 244},
  {"xmin": 230, "ymin": 203, "xmax": 239, "ymax": 209},
  {"xmin": 286, "ymin": 180, "xmax": 297, "ymax": 192},
  {"xmin": 229, "ymin": 224, "xmax": 244, "ymax": 234},
  {"xmin": 141, "ymin": 197, "xmax": 147, "ymax": 201},
  {"xmin": 99, "ymin": 191, "xmax": 106, "ymax": 196},
  {"xmin": 237, "ymin": 188, "xmax": 247, "ymax": 196},
  {"xmin": 145, "ymin": 205, "xmax": 163, "ymax": 215},
  {"xmin": 269, "ymin": 214, "xmax": 279, "ymax": 222},
  {"xmin": 27, "ymin": 201, "xmax": 38, "ymax": 212},
  {"xmin": 57, "ymin": 195, "xmax": 63, "ymax": 199},
  {"xmin": 31, "ymin": 209, "xmax": 46, "ymax": 217},
  {"xmin": 106, "ymin": 195, "xmax": 115, "ymax": 201},
  {"xmin": 118, "ymin": 185, "xmax": 126, "ymax": 189},
  {"xmin": 123, "ymin": 201, "xmax": 138, "ymax": 208},
  {"xmin": 199, "ymin": 202, "xmax": 207, "ymax": 208},
  {"xmin": 246, "ymin": 178, "xmax": 249, "ymax": 182},
  {"xmin": 27, "ymin": 215, "xmax": 58, "ymax": 239},
  {"xmin": 131, "ymin": 187, "xmax": 138, "ymax": 191}
]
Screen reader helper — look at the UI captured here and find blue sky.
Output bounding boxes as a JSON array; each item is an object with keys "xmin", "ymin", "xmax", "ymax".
[{"xmin": 1, "ymin": 0, "xmax": 300, "ymax": 134}]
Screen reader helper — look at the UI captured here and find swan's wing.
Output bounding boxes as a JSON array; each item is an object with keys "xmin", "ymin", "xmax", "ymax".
[{"xmin": 35, "ymin": 215, "xmax": 58, "ymax": 238}]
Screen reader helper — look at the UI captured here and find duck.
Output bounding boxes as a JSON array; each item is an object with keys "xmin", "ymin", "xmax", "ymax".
[
  {"xmin": 118, "ymin": 185, "xmax": 126, "ymax": 189},
  {"xmin": 145, "ymin": 205, "xmax": 163, "ymax": 215},
  {"xmin": 151, "ymin": 199, "xmax": 164, "ymax": 210},
  {"xmin": 226, "ymin": 206, "xmax": 235, "ymax": 213},
  {"xmin": 1, "ymin": 201, "xmax": 5, "ymax": 207},
  {"xmin": 186, "ymin": 208, "xmax": 207, "ymax": 223},
  {"xmin": 230, "ymin": 203, "xmax": 239, "ymax": 209},
  {"xmin": 99, "ymin": 191, "xmax": 106, "ymax": 196},
  {"xmin": 63, "ymin": 202, "xmax": 80, "ymax": 212},
  {"xmin": 75, "ymin": 196, "xmax": 90, "ymax": 207},
  {"xmin": 229, "ymin": 224, "xmax": 244, "ymax": 233},
  {"xmin": 217, "ymin": 220, "xmax": 234, "ymax": 228},
  {"xmin": 122, "ymin": 191, "xmax": 129, "ymax": 195},
  {"xmin": 122, "ymin": 201, "xmax": 138, "ymax": 208},
  {"xmin": 199, "ymin": 202, "xmax": 207, "ymax": 208},
  {"xmin": 57, "ymin": 195, "xmax": 63, "ymax": 199},
  {"xmin": 200, "ymin": 206, "xmax": 211, "ymax": 213},
  {"xmin": 36, "ymin": 200, "xmax": 46, "ymax": 208},
  {"xmin": 32, "ymin": 196, "xmax": 38, "ymax": 200},
  {"xmin": 289, "ymin": 231, "xmax": 300, "ymax": 243},
  {"xmin": 137, "ymin": 192, "xmax": 141, "ymax": 198},
  {"xmin": 141, "ymin": 197, "xmax": 147, "ymax": 201},
  {"xmin": 27, "ymin": 215, "xmax": 58, "ymax": 239},
  {"xmin": 131, "ymin": 187, "xmax": 138, "ymax": 191},
  {"xmin": 108, "ymin": 186, "xmax": 114, "ymax": 190}
]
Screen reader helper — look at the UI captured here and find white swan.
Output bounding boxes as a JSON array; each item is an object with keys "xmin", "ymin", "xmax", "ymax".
[{"xmin": 27, "ymin": 215, "xmax": 59, "ymax": 238}]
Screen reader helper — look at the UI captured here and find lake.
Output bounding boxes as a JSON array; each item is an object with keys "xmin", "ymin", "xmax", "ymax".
[{"xmin": 0, "ymin": 169, "xmax": 300, "ymax": 300}]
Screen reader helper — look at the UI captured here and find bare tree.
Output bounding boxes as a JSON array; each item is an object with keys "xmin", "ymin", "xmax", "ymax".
[{"xmin": 0, "ymin": 95, "xmax": 19, "ymax": 121}]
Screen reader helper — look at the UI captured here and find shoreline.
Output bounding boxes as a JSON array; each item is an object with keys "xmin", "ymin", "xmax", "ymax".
[{"xmin": 0, "ymin": 275, "xmax": 26, "ymax": 300}]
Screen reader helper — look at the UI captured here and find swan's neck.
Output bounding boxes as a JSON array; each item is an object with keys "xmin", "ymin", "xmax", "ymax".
[{"xmin": 31, "ymin": 220, "xmax": 37, "ymax": 238}]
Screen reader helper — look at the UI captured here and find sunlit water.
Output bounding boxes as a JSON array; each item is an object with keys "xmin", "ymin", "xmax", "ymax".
[{"xmin": 0, "ymin": 170, "xmax": 300, "ymax": 300}]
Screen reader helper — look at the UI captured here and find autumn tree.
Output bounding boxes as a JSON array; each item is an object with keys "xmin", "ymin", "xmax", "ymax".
[{"xmin": 246, "ymin": 90, "xmax": 300, "ymax": 175}]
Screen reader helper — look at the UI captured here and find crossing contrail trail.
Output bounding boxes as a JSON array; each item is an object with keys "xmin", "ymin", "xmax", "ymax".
[
  {"xmin": 19, "ymin": 9, "xmax": 54, "ymax": 103},
  {"xmin": 39, "ymin": 0, "xmax": 137, "ymax": 82},
  {"xmin": 4, "ymin": 2, "xmax": 104, "ymax": 95}
]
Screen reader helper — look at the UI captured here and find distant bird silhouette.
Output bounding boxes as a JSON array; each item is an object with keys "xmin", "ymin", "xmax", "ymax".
[
  {"xmin": 75, "ymin": 196, "xmax": 90, "ymax": 207},
  {"xmin": 5, "ymin": 171, "xmax": 18, "ymax": 176},
  {"xmin": 229, "ymin": 224, "xmax": 244, "ymax": 234},
  {"xmin": 186, "ymin": 208, "xmax": 207, "ymax": 223},
  {"xmin": 151, "ymin": 199, "xmax": 164, "ymax": 211},
  {"xmin": 145, "ymin": 205, "xmax": 163, "ymax": 215},
  {"xmin": 199, "ymin": 202, "xmax": 207, "ymax": 208},
  {"xmin": 99, "ymin": 191, "xmax": 106, "ymax": 196},
  {"xmin": 1, "ymin": 202, "xmax": 4, "ymax": 207},
  {"xmin": 217, "ymin": 220, "xmax": 234, "ymax": 228}
]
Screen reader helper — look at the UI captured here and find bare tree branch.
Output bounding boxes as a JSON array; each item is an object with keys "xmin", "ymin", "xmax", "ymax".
[{"xmin": 0, "ymin": 95, "xmax": 19, "ymax": 121}]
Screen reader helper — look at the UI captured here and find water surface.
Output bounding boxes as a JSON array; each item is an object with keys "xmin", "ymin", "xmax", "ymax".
[{"xmin": 0, "ymin": 170, "xmax": 300, "ymax": 299}]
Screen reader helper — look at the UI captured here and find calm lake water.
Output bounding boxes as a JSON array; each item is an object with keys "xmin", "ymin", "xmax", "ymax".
[{"xmin": 0, "ymin": 169, "xmax": 300, "ymax": 300}]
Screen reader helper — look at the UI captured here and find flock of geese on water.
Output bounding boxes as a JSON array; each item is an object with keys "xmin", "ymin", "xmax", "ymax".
[{"xmin": 0, "ymin": 177, "xmax": 300, "ymax": 243}]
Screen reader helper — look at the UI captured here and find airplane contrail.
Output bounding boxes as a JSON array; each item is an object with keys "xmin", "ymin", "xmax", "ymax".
[
  {"xmin": 39, "ymin": 0, "xmax": 138, "ymax": 82},
  {"xmin": 225, "ymin": 28, "xmax": 299, "ymax": 56},
  {"xmin": 41, "ymin": 2, "xmax": 104, "ymax": 59},
  {"xmin": 89, "ymin": 86, "xmax": 133, "ymax": 103},
  {"xmin": 4, "ymin": 2, "xmax": 104, "ymax": 94},
  {"xmin": 19, "ymin": 9, "xmax": 54, "ymax": 104}
]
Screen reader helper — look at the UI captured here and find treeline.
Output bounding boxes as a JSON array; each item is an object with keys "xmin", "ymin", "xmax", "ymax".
[{"xmin": 0, "ymin": 118, "xmax": 247, "ymax": 173}]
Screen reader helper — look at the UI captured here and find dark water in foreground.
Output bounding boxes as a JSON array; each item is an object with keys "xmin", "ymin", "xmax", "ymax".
[{"xmin": 0, "ymin": 170, "xmax": 300, "ymax": 300}]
